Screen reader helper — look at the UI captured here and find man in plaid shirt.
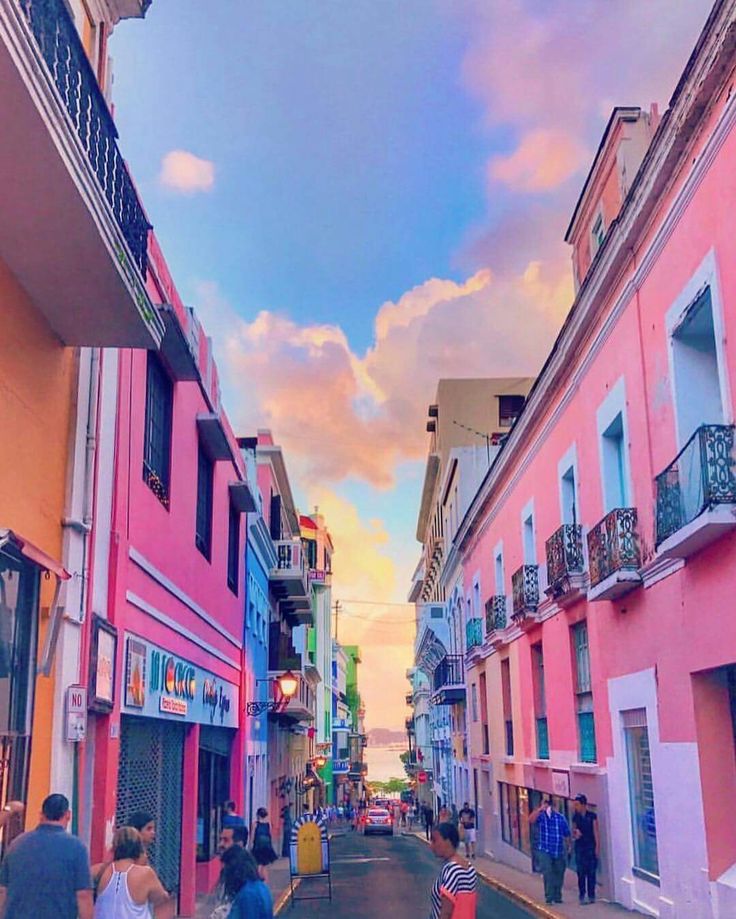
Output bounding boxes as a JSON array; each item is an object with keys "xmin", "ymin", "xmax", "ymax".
[{"xmin": 529, "ymin": 797, "xmax": 571, "ymax": 904}]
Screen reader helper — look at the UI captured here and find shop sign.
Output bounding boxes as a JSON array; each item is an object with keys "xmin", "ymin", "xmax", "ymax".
[
  {"xmin": 65, "ymin": 685, "xmax": 87, "ymax": 742},
  {"xmin": 552, "ymin": 770, "xmax": 570, "ymax": 798},
  {"xmin": 122, "ymin": 634, "xmax": 238, "ymax": 727},
  {"xmin": 309, "ymin": 569, "xmax": 325, "ymax": 581},
  {"xmin": 89, "ymin": 616, "xmax": 117, "ymax": 712},
  {"xmin": 332, "ymin": 760, "xmax": 349, "ymax": 774}
]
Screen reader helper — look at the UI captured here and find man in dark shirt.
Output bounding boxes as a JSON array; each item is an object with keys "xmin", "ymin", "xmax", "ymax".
[
  {"xmin": 572, "ymin": 794, "xmax": 599, "ymax": 905},
  {"xmin": 0, "ymin": 793, "xmax": 92, "ymax": 919},
  {"xmin": 458, "ymin": 802, "xmax": 477, "ymax": 859}
]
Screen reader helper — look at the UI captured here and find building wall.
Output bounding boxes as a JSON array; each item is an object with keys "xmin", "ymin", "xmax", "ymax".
[
  {"xmin": 0, "ymin": 255, "xmax": 77, "ymax": 820},
  {"xmin": 457, "ymin": 31, "xmax": 736, "ymax": 919}
]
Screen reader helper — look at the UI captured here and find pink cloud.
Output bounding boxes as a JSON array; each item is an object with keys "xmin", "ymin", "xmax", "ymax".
[
  {"xmin": 488, "ymin": 129, "xmax": 589, "ymax": 192},
  {"xmin": 159, "ymin": 150, "xmax": 215, "ymax": 194}
]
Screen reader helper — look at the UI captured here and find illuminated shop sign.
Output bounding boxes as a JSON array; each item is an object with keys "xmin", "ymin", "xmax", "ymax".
[{"xmin": 122, "ymin": 634, "xmax": 238, "ymax": 727}]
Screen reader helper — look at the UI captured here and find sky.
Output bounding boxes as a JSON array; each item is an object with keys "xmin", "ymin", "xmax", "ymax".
[{"xmin": 110, "ymin": 0, "xmax": 712, "ymax": 731}]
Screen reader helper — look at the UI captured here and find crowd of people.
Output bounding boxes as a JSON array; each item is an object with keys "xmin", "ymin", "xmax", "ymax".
[{"xmin": 0, "ymin": 794, "xmax": 278, "ymax": 919}]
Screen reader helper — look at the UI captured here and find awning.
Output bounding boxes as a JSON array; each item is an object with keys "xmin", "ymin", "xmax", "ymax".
[
  {"xmin": 158, "ymin": 304, "xmax": 199, "ymax": 381},
  {"xmin": 197, "ymin": 413, "xmax": 235, "ymax": 462},
  {"xmin": 229, "ymin": 480, "xmax": 258, "ymax": 513}
]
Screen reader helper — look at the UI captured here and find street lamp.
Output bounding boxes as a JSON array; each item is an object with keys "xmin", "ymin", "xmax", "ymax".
[
  {"xmin": 246, "ymin": 670, "xmax": 299, "ymax": 716},
  {"xmin": 313, "ymin": 754, "xmax": 327, "ymax": 770}
]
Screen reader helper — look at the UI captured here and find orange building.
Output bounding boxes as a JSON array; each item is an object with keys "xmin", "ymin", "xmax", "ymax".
[{"xmin": 0, "ymin": 0, "xmax": 160, "ymax": 830}]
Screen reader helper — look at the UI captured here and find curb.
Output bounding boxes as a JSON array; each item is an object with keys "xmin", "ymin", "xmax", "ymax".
[
  {"xmin": 274, "ymin": 878, "xmax": 300, "ymax": 915},
  {"xmin": 410, "ymin": 832, "xmax": 563, "ymax": 919}
]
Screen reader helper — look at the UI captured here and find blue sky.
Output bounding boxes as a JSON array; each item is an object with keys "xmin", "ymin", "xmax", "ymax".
[{"xmin": 109, "ymin": 0, "xmax": 712, "ymax": 727}]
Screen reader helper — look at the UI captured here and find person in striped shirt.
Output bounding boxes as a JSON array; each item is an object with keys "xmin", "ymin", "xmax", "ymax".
[{"xmin": 430, "ymin": 822, "xmax": 478, "ymax": 919}]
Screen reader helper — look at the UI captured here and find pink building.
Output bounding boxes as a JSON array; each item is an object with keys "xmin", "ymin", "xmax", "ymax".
[
  {"xmin": 457, "ymin": 4, "xmax": 736, "ymax": 917},
  {"xmin": 86, "ymin": 234, "xmax": 255, "ymax": 916}
]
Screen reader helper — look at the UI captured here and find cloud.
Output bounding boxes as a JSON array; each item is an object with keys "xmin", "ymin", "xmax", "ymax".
[
  {"xmin": 488, "ymin": 129, "xmax": 589, "ymax": 193},
  {"xmin": 159, "ymin": 150, "xmax": 215, "ymax": 194}
]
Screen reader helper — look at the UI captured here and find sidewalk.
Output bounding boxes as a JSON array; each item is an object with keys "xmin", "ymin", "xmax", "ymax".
[
  {"xmin": 407, "ymin": 830, "xmax": 630, "ymax": 919},
  {"xmin": 194, "ymin": 856, "xmax": 295, "ymax": 918}
]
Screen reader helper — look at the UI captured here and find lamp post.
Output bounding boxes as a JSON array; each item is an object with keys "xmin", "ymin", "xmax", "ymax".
[{"xmin": 246, "ymin": 670, "xmax": 299, "ymax": 716}]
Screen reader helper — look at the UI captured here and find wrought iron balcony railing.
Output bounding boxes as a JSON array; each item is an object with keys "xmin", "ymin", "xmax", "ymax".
[
  {"xmin": 18, "ymin": 0, "xmax": 151, "ymax": 277},
  {"xmin": 511, "ymin": 564, "xmax": 539, "ymax": 619},
  {"xmin": 655, "ymin": 424, "xmax": 736, "ymax": 545},
  {"xmin": 545, "ymin": 524, "xmax": 584, "ymax": 590},
  {"xmin": 433, "ymin": 655, "xmax": 464, "ymax": 692},
  {"xmin": 485, "ymin": 596, "xmax": 507, "ymax": 633},
  {"xmin": 466, "ymin": 617, "xmax": 483, "ymax": 650},
  {"xmin": 587, "ymin": 507, "xmax": 640, "ymax": 587}
]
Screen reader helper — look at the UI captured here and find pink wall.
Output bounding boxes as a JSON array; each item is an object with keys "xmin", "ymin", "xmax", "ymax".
[{"xmin": 461, "ymin": 58, "xmax": 736, "ymax": 883}]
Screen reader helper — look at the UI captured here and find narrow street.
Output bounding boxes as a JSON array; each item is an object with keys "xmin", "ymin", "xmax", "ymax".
[{"xmin": 286, "ymin": 830, "xmax": 533, "ymax": 918}]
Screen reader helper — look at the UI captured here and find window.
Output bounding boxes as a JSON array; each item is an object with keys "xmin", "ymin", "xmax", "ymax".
[
  {"xmin": 195, "ymin": 444, "xmax": 214, "ymax": 560},
  {"xmin": 532, "ymin": 644, "xmax": 548, "ymax": 759},
  {"xmin": 197, "ymin": 734, "xmax": 231, "ymax": 861},
  {"xmin": 499, "ymin": 394, "xmax": 526, "ymax": 428},
  {"xmin": 227, "ymin": 505, "xmax": 239, "ymax": 594},
  {"xmin": 305, "ymin": 539, "xmax": 318, "ymax": 571},
  {"xmin": 591, "ymin": 211, "xmax": 605, "ymax": 253},
  {"xmin": 501, "ymin": 659, "xmax": 513, "ymax": 756},
  {"xmin": 601, "ymin": 412, "xmax": 628, "ymax": 511},
  {"xmin": 623, "ymin": 709, "xmax": 659, "ymax": 881},
  {"xmin": 522, "ymin": 511, "xmax": 536, "ymax": 565},
  {"xmin": 671, "ymin": 286, "xmax": 725, "ymax": 444},
  {"xmin": 561, "ymin": 464, "xmax": 578, "ymax": 525},
  {"xmin": 494, "ymin": 546, "xmax": 505, "ymax": 594},
  {"xmin": 470, "ymin": 683, "xmax": 478, "ymax": 722},
  {"xmin": 479, "ymin": 672, "xmax": 490, "ymax": 755},
  {"xmin": 143, "ymin": 354, "xmax": 173, "ymax": 507},
  {"xmin": 572, "ymin": 622, "xmax": 596, "ymax": 762}
]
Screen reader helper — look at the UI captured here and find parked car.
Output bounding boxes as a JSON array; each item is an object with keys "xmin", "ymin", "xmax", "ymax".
[{"xmin": 364, "ymin": 807, "xmax": 393, "ymax": 836}]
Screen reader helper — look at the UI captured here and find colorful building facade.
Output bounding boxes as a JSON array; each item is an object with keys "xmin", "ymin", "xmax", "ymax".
[{"xmin": 450, "ymin": 5, "xmax": 736, "ymax": 917}]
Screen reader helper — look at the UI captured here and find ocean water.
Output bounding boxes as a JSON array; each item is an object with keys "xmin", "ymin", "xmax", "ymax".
[{"xmin": 365, "ymin": 744, "xmax": 405, "ymax": 783}]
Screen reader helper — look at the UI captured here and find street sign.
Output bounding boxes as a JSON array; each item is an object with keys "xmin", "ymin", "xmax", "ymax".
[
  {"xmin": 417, "ymin": 770, "xmax": 428, "ymax": 784},
  {"xmin": 65, "ymin": 685, "xmax": 87, "ymax": 742}
]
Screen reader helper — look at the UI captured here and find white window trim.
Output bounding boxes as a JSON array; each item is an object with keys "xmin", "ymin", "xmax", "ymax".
[
  {"xmin": 591, "ymin": 206, "xmax": 606, "ymax": 253},
  {"xmin": 493, "ymin": 540, "xmax": 505, "ymax": 594},
  {"xmin": 472, "ymin": 573, "xmax": 481, "ymax": 621},
  {"xmin": 520, "ymin": 498, "xmax": 536, "ymax": 565},
  {"xmin": 665, "ymin": 247, "xmax": 732, "ymax": 448},
  {"xmin": 596, "ymin": 376, "xmax": 633, "ymax": 512},
  {"xmin": 557, "ymin": 443, "xmax": 580, "ymax": 525}
]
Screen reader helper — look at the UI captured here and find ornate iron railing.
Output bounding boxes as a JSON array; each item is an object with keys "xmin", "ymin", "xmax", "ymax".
[
  {"xmin": 587, "ymin": 508, "xmax": 640, "ymax": 587},
  {"xmin": 18, "ymin": 0, "xmax": 150, "ymax": 277},
  {"xmin": 466, "ymin": 617, "xmax": 483, "ymax": 650},
  {"xmin": 433, "ymin": 655, "xmax": 464, "ymax": 691},
  {"xmin": 655, "ymin": 424, "xmax": 736, "ymax": 545},
  {"xmin": 511, "ymin": 564, "xmax": 539, "ymax": 618},
  {"xmin": 485, "ymin": 596, "xmax": 507, "ymax": 633},
  {"xmin": 545, "ymin": 524, "xmax": 584, "ymax": 588}
]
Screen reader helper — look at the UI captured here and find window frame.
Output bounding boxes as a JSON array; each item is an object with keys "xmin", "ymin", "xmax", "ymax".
[
  {"xmin": 227, "ymin": 504, "xmax": 240, "ymax": 594},
  {"xmin": 143, "ymin": 353, "xmax": 173, "ymax": 508},
  {"xmin": 195, "ymin": 443, "xmax": 214, "ymax": 561},
  {"xmin": 623, "ymin": 710, "xmax": 659, "ymax": 883}
]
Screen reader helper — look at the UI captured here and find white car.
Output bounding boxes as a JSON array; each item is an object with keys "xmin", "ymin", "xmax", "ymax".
[{"xmin": 364, "ymin": 807, "xmax": 393, "ymax": 836}]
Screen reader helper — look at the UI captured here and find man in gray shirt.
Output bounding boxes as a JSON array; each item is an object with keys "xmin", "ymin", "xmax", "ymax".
[{"xmin": 0, "ymin": 793, "xmax": 92, "ymax": 919}]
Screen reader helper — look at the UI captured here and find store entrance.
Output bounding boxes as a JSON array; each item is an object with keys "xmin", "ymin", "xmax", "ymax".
[{"xmin": 116, "ymin": 716, "xmax": 184, "ymax": 895}]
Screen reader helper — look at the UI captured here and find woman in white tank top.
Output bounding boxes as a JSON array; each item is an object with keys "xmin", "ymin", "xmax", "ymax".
[{"xmin": 93, "ymin": 827, "xmax": 171, "ymax": 919}]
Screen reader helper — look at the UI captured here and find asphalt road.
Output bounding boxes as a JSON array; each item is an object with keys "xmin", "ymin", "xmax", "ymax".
[{"xmin": 284, "ymin": 830, "xmax": 534, "ymax": 918}]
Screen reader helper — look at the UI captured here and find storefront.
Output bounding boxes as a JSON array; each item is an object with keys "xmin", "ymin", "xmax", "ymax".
[{"xmin": 117, "ymin": 634, "xmax": 239, "ymax": 903}]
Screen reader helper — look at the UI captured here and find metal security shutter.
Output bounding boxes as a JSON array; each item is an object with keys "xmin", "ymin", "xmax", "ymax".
[{"xmin": 117, "ymin": 717, "xmax": 184, "ymax": 894}]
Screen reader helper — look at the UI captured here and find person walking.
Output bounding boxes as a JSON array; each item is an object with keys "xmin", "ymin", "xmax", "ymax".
[
  {"xmin": 423, "ymin": 804, "xmax": 435, "ymax": 841},
  {"xmin": 0, "ymin": 793, "xmax": 93, "ymax": 919},
  {"xmin": 93, "ymin": 827, "xmax": 171, "ymax": 919},
  {"xmin": 458, "ymin": 802, "xmax": 477, "ymax": 859},
  {"xmin": 219, "ymin": 825, "xmax": 248, "ymax": 854},
  {"xmin": 529, "ymin": 796, "xmax": 571, "ymax": 905},
  {"xmin": 127, "ymin": 812, "xmax": 156, "ymax": 866},
  {"xmin": 250, "ymin": 808, "xmax": 278, "ymax": 881},
  {"xmin": 280, "ymin": 802, "xmax": 292, "ymax": 858},
  {"xmin": 221, "ymin": 848, "xmax": 273, "ymax": 919},
  {"xmin": 429, "ymin": 823, "xmax": 477, "ymax": 919},
  {"xmin": 221, "ymin": 801, "xmax": 246, "ymax": 831},
  {"xmin": 572, "ymin": 794, "xmax": 599, "ymax": 905}
]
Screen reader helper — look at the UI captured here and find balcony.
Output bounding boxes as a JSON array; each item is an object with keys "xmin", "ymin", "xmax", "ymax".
[
  {"xmin": 270, "ymin": 539, "xmax": 312, "ymax": 624},
  {"xmin": 466, "ymin": 617, "xmax": 483, "ymax": 652},
  {"xmin": 431, "ymin": 655, "xmax": 465, "ymax": 706},
  {"xmin": 0, "ymin": 0, "xmax": 163, "ymax": 347},
  {"xmin": 485, "ymin": 596, "xmax": 508, "ymax": 645},
  {"xmin": 587, "ymin": 508, "xmax": 642, "ymax": 601},
  {"xmin": 655, "ymin": 424, "xmax": 736, "ymax": 558},
  {"xmin": 545, "ymin": 524, "xmax": 586, "ymax": 606},
  {"xmin": 511, "ymin": 565, "xmax": 539, "ymax": 624}
]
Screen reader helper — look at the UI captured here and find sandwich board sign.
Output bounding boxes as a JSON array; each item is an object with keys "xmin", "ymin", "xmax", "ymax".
[{"xmin": 288, "ymin": 813, "xmax": 332, "ymax": 904}]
